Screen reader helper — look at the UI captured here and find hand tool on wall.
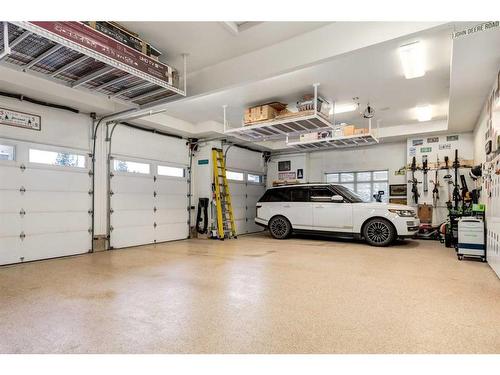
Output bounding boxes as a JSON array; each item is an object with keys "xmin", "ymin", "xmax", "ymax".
[
  {"xmin": 408, "ymin": 156, "xmax": 420, "ymax": 204},
  {"xmin": 422, "ymin": 155, "xmax": 429, "ymax": 193}
]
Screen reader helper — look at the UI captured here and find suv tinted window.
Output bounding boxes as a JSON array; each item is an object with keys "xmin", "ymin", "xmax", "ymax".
[
  {"xmin": 259, "ymin": 188, "xmax": 291, "ymax": 202},
  {"xmin": 290, "ymin": 187, "xmax": 310, "ymax": 202},
  {"xmin": 310, "ymin": 188, "xmax": 333, "ymax": 199}
]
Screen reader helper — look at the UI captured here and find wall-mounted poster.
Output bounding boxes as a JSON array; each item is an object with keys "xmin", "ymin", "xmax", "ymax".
[
  {"xmin": 446, "ymin": 135, "xmax": 459, "ymax": 142},
  {"xmin": 427, "ymin": 137, "xmax": 439, "ymax": 143},
  {"xmin": 278, "ymin": 160, "xmax": 291, "ymax": 172},
  {"xmin": 389, "ymin": 184, "xmax": 407, "ymax": 197},
  {"xmin": 389, "ymin": 198, "xmax": 408, "ymax": 205},
  {"xmin": 0, "ymin": 108, "xmax": 41, "ymax": 131},
  {"xmin": 278, "ymin": 172, "xmax": 296, "ymax": 180},
  {"xmin": 412, "ymin": 139, "xmax": 423, "ymax": 146},
  {"xmin": 439, "ymin": 143, "xmax": 452, "ymax": 150}
]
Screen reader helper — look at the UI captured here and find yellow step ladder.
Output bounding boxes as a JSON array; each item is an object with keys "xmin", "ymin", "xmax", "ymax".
[{"xmin": 211, "ymin": 148, "xmax": 237, "ymax": 239}]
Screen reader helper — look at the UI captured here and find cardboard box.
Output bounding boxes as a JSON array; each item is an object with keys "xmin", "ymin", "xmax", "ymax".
[
  {"xmin": 418, "ymin": 203, "xmax": 433, "ymax": 224},
  {"xmin": 354, "ymin": 128, "xmax": 369, "ymax": 135},
  {"xmin": 343, "ymin": 125, "xmax": 355, "ymax": 136},
  {"xmin": 244, "ymin": 104, "xmax": 283, "ymax": 124}
]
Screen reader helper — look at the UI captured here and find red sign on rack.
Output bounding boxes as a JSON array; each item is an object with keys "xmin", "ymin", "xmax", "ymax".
[{"xmin": 30, "ymin": 21, "xmax": 173, "ymax": 85}]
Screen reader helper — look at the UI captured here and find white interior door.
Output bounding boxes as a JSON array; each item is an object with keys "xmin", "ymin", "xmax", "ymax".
[{"xmin": 0, "ymin": 140, "xmax": 91, "ymax": 266}]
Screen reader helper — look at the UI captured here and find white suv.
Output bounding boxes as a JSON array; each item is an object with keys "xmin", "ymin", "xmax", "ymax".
[{"xmin": 255, "ymin": 183, "xmax": 419, "ymax": 246}]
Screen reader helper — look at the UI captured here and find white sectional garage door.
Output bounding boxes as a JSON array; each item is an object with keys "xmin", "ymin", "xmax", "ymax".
[
  {"xmin": 0, "ymin": 139, "xmax": 91, "ymax": 266},
  {"xmin": 228, "ymin": 179, "xmax": 266, "ymax": 235},
  {"xmin": 109, "ymin": 155, "xmax": 188, "ymax": 249}
]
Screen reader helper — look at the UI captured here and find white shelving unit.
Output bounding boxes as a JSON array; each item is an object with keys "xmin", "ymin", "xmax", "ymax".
[
  {"xmin": 286, "ymin": 118, "xmax": 379, "ymax": 150},
  {"xmin": 223, "ymin": 83, "xmax": 335, "ymax": 141}
]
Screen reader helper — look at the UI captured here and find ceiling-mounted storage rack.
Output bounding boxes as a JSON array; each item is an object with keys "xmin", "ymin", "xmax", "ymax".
[
  {"xmin": 223, "ymin": 83, "xmax": 335, "ymax": 141},
  {"xmin": 0, "ymin": 21, "xmax": 186, "ymax": 107},
  {"xmin": 286, "ymin": 118, "xmax": 380, "ymax": 151}
]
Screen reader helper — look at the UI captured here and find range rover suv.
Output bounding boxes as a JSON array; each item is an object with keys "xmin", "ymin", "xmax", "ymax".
[{"xmin": 255, "ymin": 183, "xmax": 419, "ymax": 246}]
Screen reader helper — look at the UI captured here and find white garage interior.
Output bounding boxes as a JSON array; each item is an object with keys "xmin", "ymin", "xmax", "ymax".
[{"xmin": 0, "ymin": 19, "xmax": 500, "ymax": 356}]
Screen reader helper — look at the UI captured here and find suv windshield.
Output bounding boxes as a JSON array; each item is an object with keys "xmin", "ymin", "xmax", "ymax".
[{"xmin": 332, "ymin": 185, "xmax": 365, "ymax": 203}]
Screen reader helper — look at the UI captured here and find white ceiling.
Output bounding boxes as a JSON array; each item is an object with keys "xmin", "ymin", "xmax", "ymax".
[
  {"xmin": 159, "ymin": 25, "xmax": 455, "ymax": 131},
  {"xmin": 119, "ymin": 21, "xmax": 330, "ymax": 72}
]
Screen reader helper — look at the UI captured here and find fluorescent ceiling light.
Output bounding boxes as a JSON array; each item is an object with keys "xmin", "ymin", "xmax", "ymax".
[
  {"xmin": 398, "ymin": 41, "xmax": 425, "ymax": 79},
  {"xmin": 329, "ymin": 103, "xmax": 358, "ymax": 115},
  {"xmin": 415, "ymin": 105, "xmax": 432, "ymax": 122}
]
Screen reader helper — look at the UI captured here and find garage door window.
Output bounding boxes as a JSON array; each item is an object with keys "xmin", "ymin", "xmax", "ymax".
[
  {"xmin": 247, "ymin": 173, "xmax": 264, "ymax": 184},
  {"xmin": 325, "ymin": 170, "xmax": 389, "ymax": 202},
  {"xmin": 113, "ymin": 159, "xmax": 150, "ymax": 174},
  {"xmin": 29, "ymin": 148, "xmax": 86, "ymax": 168},
  {"xmin": 158, "ymin": 165, "xmax": 185, "ymax": 178},
  {"xmin": 226, "ymin": 170, "xmax": 244, "ymax": 181},
  {"xmin": 0, "ymin": 144, "xmax": 15, "ymax": 161}
]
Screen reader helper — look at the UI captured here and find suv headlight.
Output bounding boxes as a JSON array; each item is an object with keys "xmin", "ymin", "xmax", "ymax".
[{"xmin": 388, "ymin": 209, "xmax": 416, "ymax": 217}]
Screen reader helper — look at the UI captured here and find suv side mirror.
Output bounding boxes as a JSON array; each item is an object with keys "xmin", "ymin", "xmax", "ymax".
[{"xmin": 331, "ymin": 195, "xmax": 344, "ymax": 202}]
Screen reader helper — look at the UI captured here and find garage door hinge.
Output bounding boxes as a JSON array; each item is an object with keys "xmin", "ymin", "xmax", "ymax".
[
  {"xmin": 110, "ymin": 226, "xmax": 114, "ymax": 232},
  {"xmin": 109, "ymin": 190, "xmax": 114, "ymax": 196},
  {"xmin": 88, "ymin": 189, "xmax": 94, "ymax": 195},
  {"xmin": 153, "ymin": 176, "xmax": 157, "ymax": 182},
  {"xmin": 88, "ymin": 170, "xmax": 94, "ymax": 176},
  {"xmin": 153, "ymin": 222, "xmax": 157, "ymax": 228},
  {"xmin": 109, "ymin": 209, "xmax": 114, "ymax": 214},
  {"xmin": 109, "ymin": 172, "xmax": 114, "ymax": 178},
  {"xmin": 153, "ymin": 207, "xmax": 157, "ymax": 212},
  {"xmin": 19, "ymin": 209, "xmax": 26, "ymax": 217},
  {"xmin": 153, "ymin": 191, "xmax": 157, "ymax": 197},
  {"xmin": 19, "ymin": 164, "xmax": 26, "ymax": 171},
  {"xmin": 19, "ymin": 186, "xmax": 26, "ymax": 193},
  {"xmin": 88, "ymin": 209, "xmax": 93, "ymax": 214},
  {"xmin": 19, "ymin": 231, "xmax": 26, "ymax": 240},
  {"xmin": 88, "ymin": 228, "xmax": 92, "ymax": 233}
]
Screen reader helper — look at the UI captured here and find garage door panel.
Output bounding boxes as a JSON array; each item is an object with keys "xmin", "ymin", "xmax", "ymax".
[
  {"xmin": 247, "ymin": 184, "xmax": 265, "ymax": 197},
  {"xmin": 21, "ymin": 231, "xmax": 90, "ymax": 262},
  {"xmin": 155, "ymin": 223, "xmax": 188, "ymax": 242},
  {"xmin": 112, "ymin": 175, "xmax": 152, "ymax": 193},
  {"xmin": 156, "ymin": 178, "xmax": 186, "ymax": 191},
  {"xmin": 234, "ymin": 219, "xmax": 246, "ymax": 234},
  {"xmin": 233, "ymin": 207, "xmax": 246, "ymax": 220},
  {"xmin": 0, "ymin": 237, "xmax": 23, "ymax": 265},
  {"xmin": 155, "ymin": 208, "xmax": 187, "ymax": 224},
  {"xmin": 0, "ymin": 214, "xmax": 22, "ymax": 237},
  {"xmin": 112, "ymin": 193, "xmax": 153, "ymax": 211},
  {"xmin": 0, "ymin": 191, "xmax": 23, "ymax": 212},
  {"xmin": 112, "ymin": 210, "xmax": 153, "ymax": 228},
  {"xmin": 0, "ymin": 165, "xmax": 23, "ymax": 189},
  {"xmin": 24, "ymin": 168, "xmax": 89, "ymax": 192},
  {"xmin": 228, "ymin": 183, "xmax": 245, "ymax": 195},
  {"xmin": 111, "ymin": 227, "xmax": 155, "ymax": 248},
  {"xmin": 24, "ymin": 191, "xmax": 90, "ymax": 212},
  {"xmin": 23, "ymin": 212, "xmax": 90, "ymax": 234},
  {"xmin": 156, "ymin": 194, "xmax": 187, "ymax": 210}
]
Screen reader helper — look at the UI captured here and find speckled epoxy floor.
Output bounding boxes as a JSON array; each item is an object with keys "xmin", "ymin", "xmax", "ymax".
[{"xmin": 0, "ymin": 233, "xmax": 499, "ymax": 354}]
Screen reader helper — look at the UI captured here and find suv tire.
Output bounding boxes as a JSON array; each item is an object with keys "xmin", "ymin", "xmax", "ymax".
[
  {"xmin": 363, "ymin": 218, "xmax": 396, "ymax": 247},
  {"xmin": 268, "ymin": 216, "xmax": 292, "ymax": 239}
]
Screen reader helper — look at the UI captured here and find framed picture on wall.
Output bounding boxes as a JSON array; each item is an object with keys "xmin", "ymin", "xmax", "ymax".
[
  {"xmin": 389, "ymin": 184, "xmax": 407, "ymax": 197},
  {"xmin": 389, "ymin": 198, "xmax": 408, "ymax": 205},
  {"xmin": 278, "ymin": 160, "xmax": 291, "ymax": 172}
]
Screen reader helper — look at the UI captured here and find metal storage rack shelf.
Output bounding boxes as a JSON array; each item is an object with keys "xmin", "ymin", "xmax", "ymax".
[
  {"xmin": 224, "ymin": 111, "xmax": 334, "ymax": 141},
  {"xmin": 0, "ymin": 22, "xmax": 186, "ymax": 107},
  {"xmin": 223, "ymin": 83, "xmax": 335, "ymax": 142},
  {"xmin": 287, "ymin": 132, "xmax": 379, "ymax": 150}
]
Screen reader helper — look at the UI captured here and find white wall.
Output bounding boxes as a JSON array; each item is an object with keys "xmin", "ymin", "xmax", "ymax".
[
  {"xmin": 0, "ymin": 96, "xmax": 91, "ymax": 151},
  {"xmin": 268, "ymin": 142, "xmax": 407, "ymax": 187}
]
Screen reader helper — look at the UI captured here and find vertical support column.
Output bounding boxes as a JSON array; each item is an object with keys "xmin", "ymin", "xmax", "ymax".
[
  {"xmin": 1, "ymin": 22, "xmax": 11, "ymax": 59},
  {"xmin": 313, "ymin": 83, "xmax": 320, "ymax": 115},
  {"xmin": 182, "ymin": 53, "xmax": 188, "ymax": 96},
  {"xmin": 222, "ymin": 105, "xmax": 228, "ymax": 133}
]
